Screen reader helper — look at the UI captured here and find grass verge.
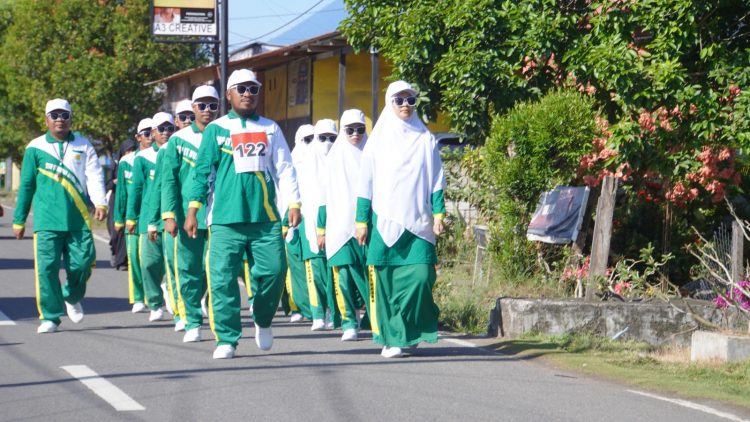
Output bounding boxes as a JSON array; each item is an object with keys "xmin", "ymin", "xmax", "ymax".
[{"xmin": 488, "ymin": 332, "xmax": 750, "ymax": 409}]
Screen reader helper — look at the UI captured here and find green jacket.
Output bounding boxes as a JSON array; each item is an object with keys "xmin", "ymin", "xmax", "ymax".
[{"xmin": 161, "ymin": 122, "xmax": 207, "ymax": 228}]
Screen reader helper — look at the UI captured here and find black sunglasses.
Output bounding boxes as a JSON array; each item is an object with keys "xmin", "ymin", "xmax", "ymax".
[
  {"xmin": 318, "ymin": 134, "xmax": 336, "ymax": 143},
  {"xmin": 195, "ymin": 102, "xmax": 219, "ymax": 112},
  {"xmin": 234, "ymin": 84, "xmax": 261, "ymax": 96},
  {"xmin": 302, "ymin": 135, "xmax": 314, "ymax": 144},
  {"xmin": 345, "ymin": 126, "xmax": 366, "ymax": 136},
  {"xmin": 156, "ymin": 125, "xmax": 175, "ymax": 134},
  {"xmin": 177, "ymin": 113, "xmax": 195, "ymax": 122},
  {"xmin": 137, "ymin": 129, "xmax": 151, "ymax": 137},
  {"xmin": 393, "ymin": 96, "xmax": 417, "ymax": 107},
  {"xmin": 47, "ymin": 111, "xmax": 71, "ymax": 121}
]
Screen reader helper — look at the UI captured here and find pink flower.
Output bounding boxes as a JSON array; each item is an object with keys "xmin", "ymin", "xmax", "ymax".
[{"xmin": 638, "ymin": 111, "xmax": 656, "ymax": 132}]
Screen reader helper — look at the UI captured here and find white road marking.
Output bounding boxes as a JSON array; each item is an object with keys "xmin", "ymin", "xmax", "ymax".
[
  {"xmin": 628, "ymin": 389, "xmax": 748, "ymax": 422},
  {"xmin": 440, "ymin": 336, "xmax": 479, "ymax": 348},
  {"xmin": 91, "ymin": 232, "xmax": 109, "ymax": 244},
  {"xmin": 61, "ymin": 365, "xmax": 145, "ymax": 411},
  {"xmin": 0, "ymin": 310, "xmax": 16, "ymax": 325}
]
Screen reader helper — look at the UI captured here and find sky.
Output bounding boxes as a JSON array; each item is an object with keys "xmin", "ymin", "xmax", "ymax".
[{"xmin": 227, "ymin": 0, "xmax": 347, "ymax": 50}]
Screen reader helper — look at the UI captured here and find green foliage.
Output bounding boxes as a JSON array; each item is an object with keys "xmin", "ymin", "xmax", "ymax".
[{"xmin": 0, "ymin": 0, "xmax": 207, "ymax": 159}]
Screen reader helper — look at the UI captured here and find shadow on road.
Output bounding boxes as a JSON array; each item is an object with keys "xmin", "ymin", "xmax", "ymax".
[
  {"xmin": 0, "ymin": 296, "xmax": 130, "ymax": 320},
  {"xmin": 0, "ymin": 259, "xmax": 112, "ymax": 270}
]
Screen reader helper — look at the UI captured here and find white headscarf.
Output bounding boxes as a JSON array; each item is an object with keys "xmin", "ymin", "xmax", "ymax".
[
  {"xmin": 323, "ymin": 109, "xmax": 368, "ymax": 259},
  {"xmin": 358, "ymin": 81, "xmax": 445, "ymax": 246},
  {"xmin": 291, "ymin": 124, "xmax": 314, "ymax": 170},
  {"xmin": 300, "ymin": 119, "xmax": 337, "ymax": 253}
]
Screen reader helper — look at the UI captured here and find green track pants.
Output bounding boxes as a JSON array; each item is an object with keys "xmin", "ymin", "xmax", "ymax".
[
  {"xmin": 332, "ymin": 264, "xmax": 369, "ymax": 330},
  {"xmin": 368, "ymin": 264, "xmax": 439, "ymax": 347},
  {"xmin": 33, "ymin": 230, "xmax": 95, "ymax": 325},
  {"xmin": 305, "ymin": 257, "xmax": 340, "ymax": 326},
  {"xmin": 139, "ymin": 233, "xmax": 165, "ymax": 311},
  {"xmin": 206, "ymin": 222, "xmax": 286, "ymax": 347},
  {"xmin": 175, "ymin": 228, "xmax": 207, "ymax": 330},
  {"xmin": 126, "ymin": 232, "xmax": 144, "ymax": 304},
  {"xmin": 163, "ymin": 231, "xmax": 183, "ymax": 323}
]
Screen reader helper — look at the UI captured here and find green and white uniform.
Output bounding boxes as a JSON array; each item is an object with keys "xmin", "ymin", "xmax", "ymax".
[
  {"xmin": 13, "ymin": 132, "xmax": 107, "ymax": 325},
  {"xmin": 355, "ymin": 81, "xmax": 446, "ymax": 348},
  {"xmin": 127, "ymin": 143, "xmax": 165, "ymax": 311},
  {"xmin": 188, "ymin": 110, "xmax": 299, "ymax": 348},
  {"xmin": 113, "ymin": 150, "xmax": 144, "ymax": 305}
]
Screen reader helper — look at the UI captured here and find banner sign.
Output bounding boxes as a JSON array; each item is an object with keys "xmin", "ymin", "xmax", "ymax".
[
  {"xmin": 152, "ymin": 0, "xmax": 217, "ymax": 37},
  {"xmin": 527, "ymin": 186, "xmax": 590, "ymax": 244}
]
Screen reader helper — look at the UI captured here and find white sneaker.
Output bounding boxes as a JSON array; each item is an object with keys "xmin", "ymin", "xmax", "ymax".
[
  {"xmin": 381, "ymin": 346, "xmax": 404, "ymax": 358},
  {"xmin": 324, "ymin": 319, "xmax": 335, "ymax": 330},
  {"xmin": 201, "ymin": 297, "xmax": 208, "ymax": 318},
  {"xmin": 212, "ymin": 344, "xmax": 235, "ymax": 359},
  {"xmin": 311, "ymin": 319, "xmax": 326, "ymax": 331},
  {"xmin": 149, "ymin": 308, "xmax": 164, "ymax": 322},
  {"xmin": 289, "ymin": 312, "xmax": 303, "ymax": 322},
  {"xmin": 174, "ymin": 319, "xmax": 186, "ymax": 332},
  {"xmin": 255, "ymin": 323, "xmax": 273, "ymax": 351},
  {"xmin": 131, "ymin": 302, "xmax": 147, "ymax": 313},
  {"xmin": 341, "ymin": 328, "xmax": 358, "ymax": 341},
  {"xmin": 37, "ymin": 320, "xmax": 58, "ymax": 334},
  {"xmin": 161, "ymin": 283, "xmax": 174, "ymax": 315},
  {"xmin": 183, "ymin": 328, "xmax": 201, "ymax": 343},
  {"xmin": 65, "ymin": 301, "xmax": 84, "ymax": 323}
]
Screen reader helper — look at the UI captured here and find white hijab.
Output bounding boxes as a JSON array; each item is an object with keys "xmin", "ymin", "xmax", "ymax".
[
  {"xmin": 300, "ymin": 119, "xmax": 337, "ymax": 254},
  {"xmin": 358, "ymin": 81, "xmax": 445, "ymax": 246},
  {"xmin": 323, "ymin": 109, "xmax": 368, "ymax": 259}
]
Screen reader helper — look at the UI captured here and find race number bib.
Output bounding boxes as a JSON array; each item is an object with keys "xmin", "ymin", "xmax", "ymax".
[{"xmin": 232, "ymin": 131, "xmax": 269, "ymax": 173}]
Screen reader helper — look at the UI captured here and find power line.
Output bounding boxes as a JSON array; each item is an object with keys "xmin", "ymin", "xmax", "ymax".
[
  {"xmin": 229, "ymin": 0, "xmax": 326, "ymax": 43},
  {"xmin": 230, "ymin": 8, "xmax": 344, "ymax": 21}
]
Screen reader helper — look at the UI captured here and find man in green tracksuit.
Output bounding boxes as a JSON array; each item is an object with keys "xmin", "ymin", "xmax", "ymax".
[
  {"xmin": 162, "ymin": 85, "xmax": 219, "ymax": 343},
  {"xmin": 127, "ymin": 112, "xmax": 175, "ymax": 323},
  {"xmin": 114, "ymin": 118, "xmax": 153, "ymax": 314},
  {"xmin": 184, "ymin": 68, "xmax": 301, "ymax": 359},
  {"xmin": 13, "ymin": 99, "xmax": 108, "ymax": 333}
]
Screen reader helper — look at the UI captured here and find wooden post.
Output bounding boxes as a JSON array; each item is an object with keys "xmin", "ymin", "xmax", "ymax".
[
  {"xmin": 731, "ymin": 220, "xmax": 743, "ymax": 284},
  {"xmin": 586, "ymin": 176, "xmax": 618, "ymax": 301}
]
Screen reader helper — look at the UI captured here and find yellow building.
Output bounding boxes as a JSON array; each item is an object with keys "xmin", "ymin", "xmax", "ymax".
[{"xmin": 150, "ymin": 31, "xmax": 449, "ymax": 144}]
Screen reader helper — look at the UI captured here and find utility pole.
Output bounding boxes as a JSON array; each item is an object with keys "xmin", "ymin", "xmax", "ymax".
[{"xmin": 219, "ymin": 0, "xmax": 229, "ymax": 115}]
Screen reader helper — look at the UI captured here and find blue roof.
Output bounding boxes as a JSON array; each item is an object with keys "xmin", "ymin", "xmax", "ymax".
[{"xmin": 267, "ymin": 0, "xmax": 347, "ymax": 45}]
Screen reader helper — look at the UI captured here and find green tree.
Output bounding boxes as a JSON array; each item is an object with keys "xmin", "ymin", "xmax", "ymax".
[{"xmin": 0, "ymin": 0, "xmax": 207, "ymax": 160}]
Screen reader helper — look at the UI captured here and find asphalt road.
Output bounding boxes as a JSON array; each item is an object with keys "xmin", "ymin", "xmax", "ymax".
[{"xmin": 0, "ymin": 205, "xmax": 748, "ymax": 422}]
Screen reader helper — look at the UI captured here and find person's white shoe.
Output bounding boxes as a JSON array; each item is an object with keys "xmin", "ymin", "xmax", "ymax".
[
  {"xmin": 65, "ymin": 301, "xmax": 84, "ymax": 323},
  {"xmin": 37, "ymin": 320, "xmax": 58, "ymax": 334},
  {"xmin": 212, "ymin": 344, "xmax": 235, "ymax": 359},
  {"xmin": 311, "ymin": 319, "xmax": 326, "ymax": 331},
  {"xmin": 149, "ymin": 308, "xmax": 164, "ymax": 322},
  {"xmin": 183, "ymin": 328, "xmax": 201, "ymax": 343},
  {"xmin": 324, "ymin": 319, "xmax": 335, "ymax": 330},
  {"xmin": 381, "ymin": 346, "xmax": 404, "ymax": 358},
  {"xmin": 201, "ymin": 297, "xmax": 208, "ymax": 318},
  {"xmin": 131, "ymin": 302, "xmax": 147, "ymax": 313},
  {"xmin": 255, "ymin": 323, "xmax": 273, "ymax": 351},
  {"xmin": 174, "ymin": 319, "xmax": 186, "ymax": 332},
  {"xmin": 341, "ymin": 328, "xmax": 358, "ymax": 341},
  {"xmin": 289, "ymin": 312, "xmax": 303, "ymax": 322},
  {"xmin": 161, "ymin": 283, "xmax": 174, "ymax": 315}
]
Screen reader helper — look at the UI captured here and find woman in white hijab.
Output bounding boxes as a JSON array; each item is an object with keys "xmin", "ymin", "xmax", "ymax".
[
  {"xmin": 280, "ymin": 124, "xmax": 315, "ymax": 323},
  {"xmin": 355, "ymin": 81, "xmax": 446, "ymax": 358},
  {"xmin": 317, "ymin": 109, "xmax": 370, "ymax": 342},
  {"xmin": 298, "ymin": 119, "xmax": 341, "ymax": 331}
]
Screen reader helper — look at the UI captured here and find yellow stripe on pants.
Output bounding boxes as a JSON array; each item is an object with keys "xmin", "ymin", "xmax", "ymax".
[
  {"xmin": 305, "ymin": 260, "xmax": 319, "ymax": 307},
  {"xmin": 332, "ymin": 266, "xmax": 348, "ymax": 321},
  {"xmin": 368, "ymin": 265, "xmax": 379, "ymax": 335},
  {"xmin": 33, "ymin": 233, "xmax": 44, "ymax": 320},
  {"xmin": 205, "ymin": 227, "xmax": 217, "ymax": 337}
]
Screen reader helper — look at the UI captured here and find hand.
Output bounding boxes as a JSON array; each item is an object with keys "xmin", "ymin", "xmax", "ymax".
[
  {"xmin": 184, "ymin": 208, "xmax": 198, "ymax": 238},
  {"xmin": 126, "ymin": 222, "xmax": 136, "ymax": 234},
  {"xmin": 148, "ymin": 230, "xmax": 157, "ymax": 241},
  {"xmin": 317, "ymin": 234, "xmax": 325, "ymax": 251},
  {"xmin": 94, "ymin": 207, "xmax": 107, "ymax": 221},
  {"xmin": 14, "ymin": 227, "xmax": 24, "ymax": 239},
  {"xmin": 355, "ymin": 226, "xmax": 368, "ymax": 246},
  {"xmin": 433, "ymin": 219, "xmax": 445, "ymax": 236},
  {"xmin": 287, "ymin": 208, "xmax": 301, "ymax": 228},
  {"xmin": 164, "ymin": 218, "xmax": 178, "ymax": 237}
]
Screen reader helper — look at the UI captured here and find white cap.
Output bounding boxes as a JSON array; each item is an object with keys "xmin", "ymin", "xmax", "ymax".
[
  {"xmin": 175, "ymin": 99, "xmax": 193, "ymax": 115},
  {"xmin": 152, "ymin": 112, "xmax": 174, "ymax": 127},
  {"xmin": 45, "ymin": 98, "xmax": 72, "ymax": 114},
  {"xmin": 314, "ymin": 119, "xmax": 338, "ymax": 136},
  {"xmin": 227, "ymin": 68, "xmax": 262, "ymax": 89},
  {"xmin": 340, "ymin": 109, "xmax": 366, "ymax": 127},
  {"xmin": 294, "ymin": 124, "xmax": 314, "ymax": 143},
  {"xmin": 385, "ymin": 80, "xmax": 418, "ymax": 100},
  {"xmin": 137, "ymin": 118, "xmax": 153, "ymax": 133},
  {"xmin": 192, "ymin": 85, "xmax": 219, "ymax": 102}
]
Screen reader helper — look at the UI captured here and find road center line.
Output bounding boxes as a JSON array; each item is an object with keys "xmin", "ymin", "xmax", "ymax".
[
  {"xmin": 627, "ymin": 389, "xmax": 747, "ymax": 422},
  {"xmin": 0, "ymin": 310, "xmax": 16, "ymax": 325},
  {"xmin": 440, "ymin": 336, "xmax": 479, "ymax": 348},
  {"xmin": 61, "ymin": 365, "xmax": 145, "ymax": 411}
]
